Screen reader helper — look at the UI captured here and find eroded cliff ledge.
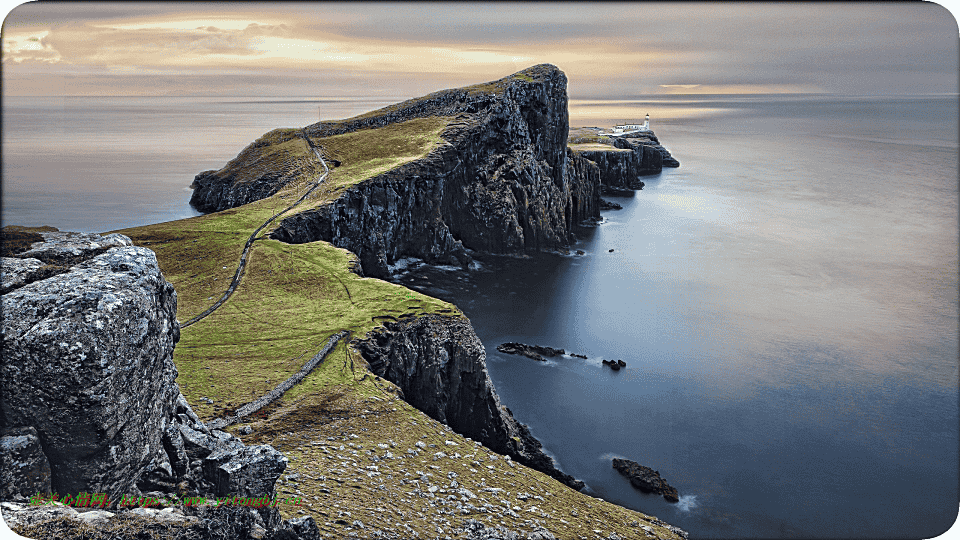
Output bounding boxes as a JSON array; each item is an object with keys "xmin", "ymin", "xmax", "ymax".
[{"xmin": 354, "ymin": 314, "xmax": 585, "ymax": 491}]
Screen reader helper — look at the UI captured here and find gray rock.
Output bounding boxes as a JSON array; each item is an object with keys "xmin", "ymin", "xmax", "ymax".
[
  {"xmin": 0, "ymin": 257, "xmax": 62, "ymax": 295},
  {"xmin": 0, "ymin": 426, "xmax": 52, "ymax": 500},
  {"xmin": 1, "ymin": 243, "xmax": 180, "ymax": 498},
  {"xmin": 203, "ymin": 444, "xmax": 288, "ymax": 498},
  {"xmin": 17, "ymin": 231, "xmax": 133, "ymax": 266}
]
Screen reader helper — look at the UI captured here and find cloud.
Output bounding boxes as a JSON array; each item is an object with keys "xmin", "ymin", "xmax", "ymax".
[{"xmin": 2, "ymin": 2, "xmax": 956, "ymax": 97}]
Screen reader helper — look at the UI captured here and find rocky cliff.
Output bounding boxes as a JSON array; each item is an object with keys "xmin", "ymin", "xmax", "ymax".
[
  {"xmin": 189, "ymin": 65, "xmax": 600, "ymax": 279},
  {"xmin": 567, "ymin": 128, "xmax": 680, "ymax": 192},
  {"xmin": 0, "ymin": 230, "xmax": 319, "ymax": 539},
  {"xmin": 354, "ymin": 314, "xmax": 585, "ymax": 491}
]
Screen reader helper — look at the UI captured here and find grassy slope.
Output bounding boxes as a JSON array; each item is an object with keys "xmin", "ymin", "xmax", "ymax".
[{"xmin": 113, "ymin": 101, "xmax": 683, "ymax": 539}]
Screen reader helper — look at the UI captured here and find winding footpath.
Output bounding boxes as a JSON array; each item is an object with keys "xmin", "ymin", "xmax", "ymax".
[{"xmin": 181, "ymin": 130, "xmax": 330, "ymax": 329}]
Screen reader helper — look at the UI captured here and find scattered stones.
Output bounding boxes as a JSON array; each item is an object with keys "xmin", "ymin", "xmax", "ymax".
[{"xmin": 601, "ymin": 359, "xmax": 626, "ymax": 370}]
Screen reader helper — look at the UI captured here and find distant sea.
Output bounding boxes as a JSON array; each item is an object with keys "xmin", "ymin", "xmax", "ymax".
[{"xmin": 4, "ymin": 93, "xmax": 958, "ymax": 539}]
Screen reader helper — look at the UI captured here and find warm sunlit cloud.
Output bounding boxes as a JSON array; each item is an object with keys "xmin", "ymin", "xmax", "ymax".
[
  {"xmin": 2, "ymin": 30, "xmax": 63, "ymax": 64},
  {"xmin": 2, "ymin": 3, "xmax": 955, "ymax": 97}
]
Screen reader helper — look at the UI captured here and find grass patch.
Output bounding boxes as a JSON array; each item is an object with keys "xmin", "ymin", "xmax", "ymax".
[{"xmin": 298, "ymin": 116, "xmax": 450, "ymax": 209}]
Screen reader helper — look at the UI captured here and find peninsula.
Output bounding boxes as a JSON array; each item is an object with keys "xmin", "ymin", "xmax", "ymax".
[{"xmin": 1, "ymin": 65, "xmax": 685, "ymax": 540}]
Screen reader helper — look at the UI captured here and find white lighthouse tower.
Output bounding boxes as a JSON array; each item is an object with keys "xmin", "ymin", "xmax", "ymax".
[{"xmin": 642, "ymin": 113, "xmax": 650, "ymax": 131}]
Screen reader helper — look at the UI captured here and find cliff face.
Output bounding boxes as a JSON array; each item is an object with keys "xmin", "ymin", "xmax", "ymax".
[
  {"xmin": 0, "ymin": 232, "xmax": 286, "ymax": 503},
  {"xmin": 354, "ymin": 314, "xmax": 585, "ymax": 491},
  {"xmin": 571, "ymin": 146, "xmax": 657, "ymax": 190},
  {"xmin": 615, "ymin": 132, "xmax": 680, "ymax": 168},
  {"xmin": 263, "ymin": 64, "xmax": 601, "ymax": 278}
]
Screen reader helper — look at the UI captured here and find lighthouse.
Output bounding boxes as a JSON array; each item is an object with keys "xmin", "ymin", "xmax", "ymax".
[{"xmin": 642, "ymin": 113, "xmax": 650, "ymax": 131}]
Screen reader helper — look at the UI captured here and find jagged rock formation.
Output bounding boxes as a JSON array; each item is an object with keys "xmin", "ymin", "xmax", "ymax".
[
  {"xmin": 616, "ymin": 132, "xmax": 680, "ymax": 168},
  {"xmin": 0, "ymin": 231, "xmax": 302, "ymax": 536},
  {"xmin": 571, "ymin": 145, "xmax": 657, "ymax": 190},
  {"xmin": 612, "ymin": 458, "xmax": 680, "ymax": 503},
  {"xmin": 568, "ymin": 129, "xmax": 679, "ymax": 192},
  {"xmin": 355, "ymin": 314, "xmax": 586, "ymax": 491},
  {"xmin": 496, "ymin": 342, "xmax": 566, "ymax": 362}
]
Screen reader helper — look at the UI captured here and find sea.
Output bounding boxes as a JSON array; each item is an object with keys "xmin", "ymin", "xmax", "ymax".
[{"xmin": 3, "ymin": 93, "xmax": 958, "ymax": 539}]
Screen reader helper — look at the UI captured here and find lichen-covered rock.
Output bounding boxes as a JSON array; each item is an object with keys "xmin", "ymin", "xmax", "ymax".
[
  {"xmin": 355, "ymin": 314, "xmax": 585, "ymax": 491},
  {"xmin": 1, "ymin": 500, "xmax": 319, "ymax": 540},
  {"xmin": 16, "ymin": 231, "xmax": 133, "ymax": 265},
  {"xmin": 0, "ymin": 257, "xmax": 64, "ymax": 295},
  {"xmin": 1, "ymin": 242, "xmax": 180, "ymax": 498},
  {"xmin": 202, "ymin": 445, "xmax": 288, "ymax": 498},
  {"xmin": 0, "ymin": 426, "xmax": 52, "ymax": 500},
  {"xmin": 1, "ymin": 232, "xmax": 286, "ymax": 507}
]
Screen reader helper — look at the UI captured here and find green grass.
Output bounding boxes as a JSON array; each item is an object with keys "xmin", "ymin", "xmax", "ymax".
[
  {"xmin": 117, "ymin": 115, "xmax": 457, "ymax": 419},
  {"xmin": 299, "ymin": 116, "xmax": 451, "ymax": 207}
]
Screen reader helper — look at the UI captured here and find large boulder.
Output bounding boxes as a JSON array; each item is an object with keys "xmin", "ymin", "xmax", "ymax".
[
  {"xmin": 1, "ymin": 235, "xmax": 181, "ymax": 498},
  {"xmin": 1, "ymin": 231, "xmax": 286, "ymax": 505}
]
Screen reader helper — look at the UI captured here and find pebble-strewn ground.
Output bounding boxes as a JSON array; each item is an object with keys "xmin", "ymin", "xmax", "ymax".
[{"xmin": 245, "ymin": 386, "xmax": 686, "ymax": 540}]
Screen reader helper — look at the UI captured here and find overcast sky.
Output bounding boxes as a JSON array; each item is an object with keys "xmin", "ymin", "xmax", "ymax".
[{"xmin": 3, "ymin": 2, "xmax": 958, "ymax": 98}]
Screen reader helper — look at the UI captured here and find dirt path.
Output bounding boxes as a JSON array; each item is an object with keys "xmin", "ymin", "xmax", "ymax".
[{"xmin": 181, "ymin": 131, "xmax": 330, "ymax": 329}]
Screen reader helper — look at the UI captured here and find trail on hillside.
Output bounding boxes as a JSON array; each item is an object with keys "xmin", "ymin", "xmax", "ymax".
[{"xmin": 181, "ymin": 130, "xmax": 330, "ymax": 329}]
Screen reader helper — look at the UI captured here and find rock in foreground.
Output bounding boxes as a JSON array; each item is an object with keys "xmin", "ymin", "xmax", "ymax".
[
  {"xmin": 612, "ymin": 458, "xmax": 680, "ymax": 502},
  {"xmin": 1, "ymin": 231, "xmax": 288, "ymax": 511}
]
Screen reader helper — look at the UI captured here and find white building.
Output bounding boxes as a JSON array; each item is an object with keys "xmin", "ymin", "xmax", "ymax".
[{"xmin": 606, "ymin": 114, "xmax": 650, "ymax": 135}]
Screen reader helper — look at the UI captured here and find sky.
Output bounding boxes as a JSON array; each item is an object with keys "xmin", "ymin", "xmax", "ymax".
[{"xmin": 2, "ymin": 2, "xmax": 958, "ymax": 98}]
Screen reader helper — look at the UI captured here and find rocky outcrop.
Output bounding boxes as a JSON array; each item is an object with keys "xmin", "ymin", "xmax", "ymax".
[
  {"xmin": 1, "ymin": 500, "xmax": 322, "ymax": 540},
  {"xmin": 355, "ymin": 314, "xmax": 585, "ymax": 491},
  {"xmin": 1, "ymin": 231, "xmax": 288, "ymax": 510},
  {"xmin": 571, "ymin": 146, "xmax": 656, "ymax": 190},
  {"xmin": 612, "ymin": 458, "xmax": 679, "ymax": 502},
  {"xmin": 190, "ymin": 129, "xmax": 326, "ymax": 213},
  {"xmin": 616, "ymin": 132, "xmax": 680, "ymax": 168},
  {"xmin": 263, "ymin": 64, "xmax": 602, "ymax": 278},
  {"xmin": 496, "ymin": 342, "xmax": 566, "ymax": 362}
]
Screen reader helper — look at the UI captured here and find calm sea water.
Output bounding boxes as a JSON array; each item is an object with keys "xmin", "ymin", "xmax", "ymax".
[{"xmin": 3, "ymin": 94, "xmax": 957, "ymax": 538}]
